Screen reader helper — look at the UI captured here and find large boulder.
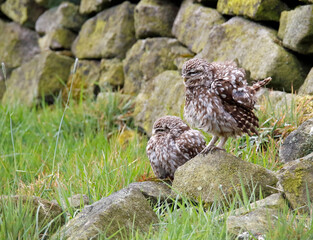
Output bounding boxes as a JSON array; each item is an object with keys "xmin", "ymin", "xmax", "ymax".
[
  {"xmin": 278, "ymin": 153, "xmax": 313, "ymax": 213},
  {"xmin": 35, "ymin": 2, "xmax": 86, "ymax": 34},
  {"xmin": 278, "ymin": 5, "xmax": 313, "ymax": 54},
  {"xmin": 79, "ymin": 0, "xmax": 122, "ymax": 15},
  {"xmin": 123, "ymin": 38, "xmax": 193, "ymax": 94},
  {"xmin": 226, "ymin": 193, "xmax": 287, "ymax": 238},
  {"xmin": 134, "ymin": 70, "xmax": 185, "ymax": 134},
  {"xmin": 0, "ymin": 19, "xmax": 40, "ymax": 70},
  {"xmin": 172, "ymin": 0, "xmax": 225, "ymax": 53},
  {"xmin": 198, "ymin": 17, "xmax": 307, "ymax": 92},
  {"xmin": 99, "ymin": 58, "xmax": 124, "ymax": 88},
  {"xmin": 216, "ymin": 0, "xmax": 288, "ymax": 22},
  {"xmin": 53, "ymin": 188, "xmax": 158, "ymax": 239},
  {"xmin": 299, "ymin": 68, "xmax": 313, "ymax": 95},
  {"xmin": 0, "ymin": 195, "xmax": 64, "ymax": 228},
  {"xmin": 1, "ymin": 0, "xmax": 45, "ymax": 28},
  {"xmin": 134, "ymin": 0, "xmax": 178, "ymax": 38},
  {"xmin": 279, "ymin": 118, "xmax": 313, "ymax": 163},
  {"xmin": 172, "ymin": 150, "xmax": 278, "ymax": 205},
  {"xmin": 2, "ymin": 51, "xmax": 74, "ymax": 106},
  {"xmin": 72, "ymin": 1, "xmax": 136, "ymax": 59}
]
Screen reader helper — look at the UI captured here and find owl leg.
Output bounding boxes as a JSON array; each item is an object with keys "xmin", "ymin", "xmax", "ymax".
[
  {"xmin": 217, "ymin": 137, "xmax": 227, "ymax": 149},
  {"xmin": 208, "ymin": 135, "xmax": 219, "ymax": 146},
  {"xmin": 201, "ymin": 135, "xmax": 219, "ymax": 154}
]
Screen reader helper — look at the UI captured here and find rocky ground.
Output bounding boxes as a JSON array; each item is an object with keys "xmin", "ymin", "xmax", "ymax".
[{"xmin": 0, "ymin": 0, "xmax": 313, "ymax": 239}]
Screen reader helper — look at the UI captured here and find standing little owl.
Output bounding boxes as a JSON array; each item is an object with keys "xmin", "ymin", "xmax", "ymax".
[
  {"xmin": 182, "ymin": 58, "xmax": 271, "ymax": 152},
  {"xmin": 146, "ymin": 116, "xmax": 206, "ymax": 180}
]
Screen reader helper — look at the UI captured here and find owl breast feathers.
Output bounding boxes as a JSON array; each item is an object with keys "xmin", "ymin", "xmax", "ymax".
[
  {"xmin": 146, "ymin": 116, "xmax": 206, "ymax": 180},
  {"xmin": 182, "ymin": 58, "xmax": 271, "ymax": 149}
]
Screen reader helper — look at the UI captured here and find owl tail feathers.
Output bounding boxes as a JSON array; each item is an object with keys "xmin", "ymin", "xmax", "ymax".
[{"xmin": 252, "ymin": 77, "xmax": 272, "ymax": 92}]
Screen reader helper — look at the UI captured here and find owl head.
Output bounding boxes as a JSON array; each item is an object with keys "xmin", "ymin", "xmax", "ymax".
[
  {"xmin": 152, "ymin": 116, "xmax": 190, "ymax": 138},
  {"xmin": 181, "ymin": 58, "xmax": 213, "ymax": 87}
]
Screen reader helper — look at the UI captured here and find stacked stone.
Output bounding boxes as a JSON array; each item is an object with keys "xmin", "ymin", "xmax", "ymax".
[{"xmin": 0, "ymin": 0, "xmax": 311, "ymax": 120}]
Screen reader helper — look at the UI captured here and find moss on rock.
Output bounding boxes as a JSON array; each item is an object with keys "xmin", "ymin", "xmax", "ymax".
[
  {"xmin": 1, "ymin": 0, "xmax": 45, "ymax": 27},
  {"xmin": 217, "ymin": 0, "xmax": 288, "ymax": 21},
  {"xmin": 72, "ymin": 1, "xmax": 136, "ymax": 59},
  {"xmin": 134, "ymin": 70, "xmax": 185, "ymax": 134},
  {"xmin": 2, "ymin": 51, "xmax": 74, "ymax": 106},
  {"xmin": 39, "ymin": 28, "xmax": 77, "ymax": 50},
  {"xmin": 278, "ymin": 5, "xmax": 313, "ymax": 54},
  {"xmin": 278, "ymin": 153, "xmax": 313, "ymax": 213},
  {"xmin": 123, "ymin": 38, "xmax": 193, "ymax": 95},
  {"xmin": 134, "ymin": 0, "xmax": 178, "ymax": 38},
  {"xmin": 172, "ymin": 150, "xmax": 278, "ymax": 206},
  {"xmin": 0, "ymin": 19, "xmax": 40, "ymax": 69},
  {"xmin": 35, "ymin": 2, "xmax": 86, "ymax": 34},
  {"xmin": 99, "ymin": 58, "xmax": 124, "ymax": 88},
  {"xmin": 79, "ymin": 0, "xmax": 122, "ymax": 15},
  {"xmin": 52, "ymin": 188, "xmax": 158, "ymax": 239},
  {"xmin": 198, "ymin": 17, "xmax": 307, "ymax": 92},
  {"xmin": 172, "ymin": 0, "xmax": 225, "ymax": 53}
]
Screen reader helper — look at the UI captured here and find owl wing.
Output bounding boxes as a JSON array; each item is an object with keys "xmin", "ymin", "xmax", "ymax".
[
  {"xmin": 212, "ymin": 79, "xmax": 255, "ymax": 110},
  {"xmin": 175, "ymin": 130, "xmax": 206, "ymax": 162},
  {"xmin": 211, "ymin": 79, "xmax": 259, "ymax": 136}
]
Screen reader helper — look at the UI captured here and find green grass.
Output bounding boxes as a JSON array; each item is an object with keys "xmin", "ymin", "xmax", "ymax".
[{"xmin": 1, "ymin": 89, "xmax": 313, "ymax": 239}]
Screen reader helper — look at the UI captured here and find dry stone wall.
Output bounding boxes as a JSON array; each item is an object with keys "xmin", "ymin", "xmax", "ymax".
[{"xmin": 0, "ymin": 0, "xmax": 312, "ymax": 133}]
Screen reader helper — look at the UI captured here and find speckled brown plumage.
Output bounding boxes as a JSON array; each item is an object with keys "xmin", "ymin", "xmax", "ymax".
[
  {"xmin": 146, "ymin": 116, "xmax": 206, "ymax": 180},
  {"xmin": 181, "ymin": 58, "xmax": 271, "ymax": 151}
]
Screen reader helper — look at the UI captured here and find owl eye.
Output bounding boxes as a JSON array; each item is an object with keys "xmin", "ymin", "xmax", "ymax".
[
  {"xmin": 155, "ymin": 128, "xmax": 165, "ymax": 133},
  {"xmin": 188, "ymin": 70, "xmax": 201, "ymax": 76}
]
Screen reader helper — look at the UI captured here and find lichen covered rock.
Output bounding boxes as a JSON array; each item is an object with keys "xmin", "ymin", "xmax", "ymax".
[
  {"xmin": 134, "ymin": 70, "xmax": 185, "ymax": 134},
  {"xmin": 172, "ymin": 150, "xmax": 278, "ymax": 205},
  {"xmin": 79, "ymin": 0, "xmax": 121, "ymax": 15},
  {"xmin": 53, "ymin": 188, "xmax": 158, "ymax": 239},
  {"xmin": 198, "ymin": 17, "xmax": 307, "ymax": 92},
  {"xmin": 217, "ymin": 0, "xmax": 288, "ymax": 21},
  {"xmin": 123, "ymin": 38, "xmax": 193, "ymax": 94},
  {"xmin": 278, "ymin": 5, "xmax": 313, "ymax": 54},
  {"xmin": 1, "ymin": 0, "xmax": 45, "ymax": 27},
  {"xmin": 99, "ymin": 58, "xmax": 124, "ymax": 88},
  {"xmin": 134, "ymin": 0, "xmax": 178, "ymax": 38},
  {"xmin": 278, "ymin": 153, "xmax": 313, "ymax": 213},
  {"xmin": 299, "ymin": 68, "xmax": 313, "ymax": 95},
  {"xmin": 72, "ymin": 1, "xmax": 136, "ymax": 59},
  {"xmin": 279, "ymin": 118, "xmax": 313, "ymax": 163},
  {"xmin": 0, "ymin": 19, "xmax": 40, "ymax": 69},
  {"xmin": 3, "ymin": 51, "xmax": 74, "ymax": 106},
  {"xmin": 39, "ymin": 28, "xmax": 77, "ymax": 50},
  {"xmin": 172, "ymin": 0, "xmax": 225, "ymax": 53},
  {"xmin": 35, "ymin": 2, "xmax": 86, "ymax": 34}
]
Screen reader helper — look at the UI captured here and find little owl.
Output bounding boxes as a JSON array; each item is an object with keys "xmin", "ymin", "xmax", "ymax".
[
  {"xmin": 146, "ymin": 116, "xmax": 206, "ymax": 180},
  {"xmin": 182, "ymin": 58, "xmax": 271, "ymax": 152}
]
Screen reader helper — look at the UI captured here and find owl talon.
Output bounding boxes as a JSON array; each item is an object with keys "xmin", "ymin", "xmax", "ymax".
[{"xmin": 200, "ymin": 146, "xmax": 225, "ymax": 155}]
